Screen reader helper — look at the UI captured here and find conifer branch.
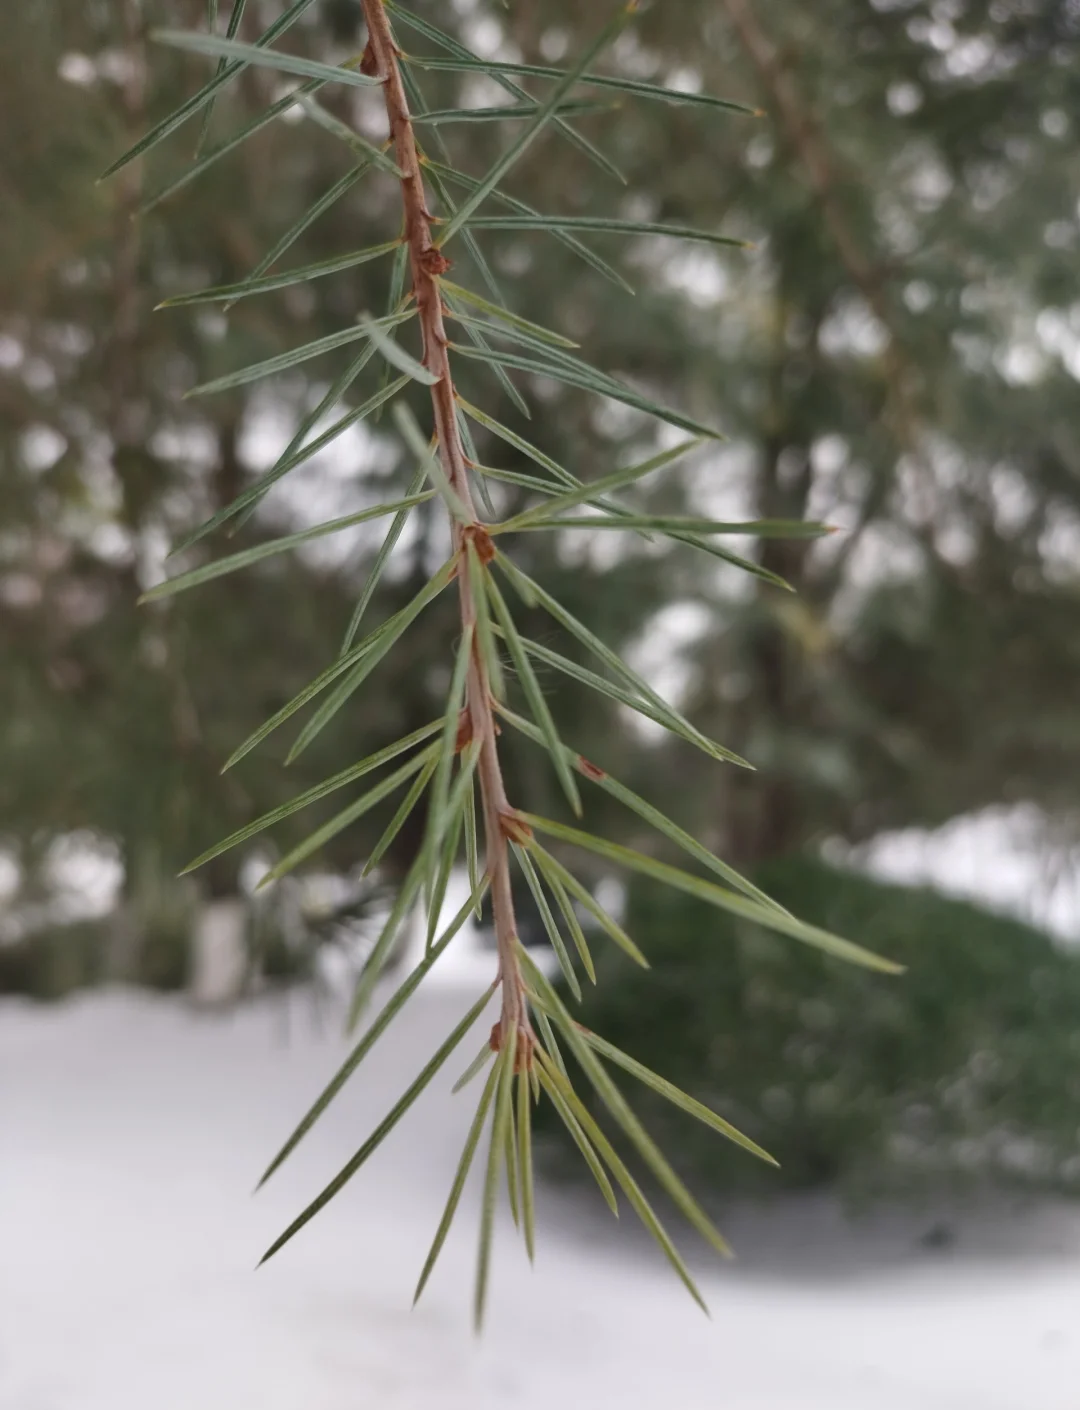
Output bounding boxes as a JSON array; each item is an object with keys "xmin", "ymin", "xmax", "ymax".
[
  {"xmin": 118, "ymin": 0, "xmax": 894, "ymax": 1325},
  {"xmin": 359, "ymin": 0, "xmax": 530, "ymax": 1042}
]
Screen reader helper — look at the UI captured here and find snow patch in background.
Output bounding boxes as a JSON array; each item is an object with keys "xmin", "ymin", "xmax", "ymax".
[
  {"xmin": 832, "ymin": 802, "xmax": 1080, "ymax": 943},
  {"xmin": 4, "ymin": 985, "xmax": 1080, "ymax": 1409}
]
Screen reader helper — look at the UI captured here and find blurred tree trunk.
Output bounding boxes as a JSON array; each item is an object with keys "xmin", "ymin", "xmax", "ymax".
[{"xmin": 724, "ymin": 291, "xmax": 820, "ymax": 868}]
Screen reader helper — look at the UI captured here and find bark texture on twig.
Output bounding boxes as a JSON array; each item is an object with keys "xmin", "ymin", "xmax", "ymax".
[{"xmin": 360, "ymin": 0, "xmax": 528, "ymax": 1038}]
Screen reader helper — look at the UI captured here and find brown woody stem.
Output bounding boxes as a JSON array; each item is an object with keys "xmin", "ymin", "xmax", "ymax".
[{"xmin": 360, "ymin": 0, "xmax": 529, "ymax": 1039}]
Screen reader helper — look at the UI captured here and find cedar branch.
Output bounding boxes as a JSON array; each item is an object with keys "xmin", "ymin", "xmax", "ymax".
[{"xmin": 360, "ymin": 0, "xmax": 529, "ymax": 1039}]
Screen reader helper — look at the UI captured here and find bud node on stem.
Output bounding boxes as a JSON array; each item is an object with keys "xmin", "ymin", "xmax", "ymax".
[
  {"xmin": 498, "ymin": 811, "xmax": 534, "ymax": 845},
  {"xmin": 419, "ymin": 247, "xmax": 453, "ymax": 277},
  {"xmin": 454, "ymin": 709, "xmax": 473, "ymax": 754},
  {"xmin": 489, "ymin": 1019, "xmax": 535, "ymax": 1071},
  {"xmin": 463, "ymin": 524, "xmax": 496, "ymax": 565}
]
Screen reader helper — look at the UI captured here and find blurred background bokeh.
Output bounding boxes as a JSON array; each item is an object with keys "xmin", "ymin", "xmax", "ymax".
[{"xmin": 5, "ymin": 2, "xmax": 1080, "ymax": 1405}]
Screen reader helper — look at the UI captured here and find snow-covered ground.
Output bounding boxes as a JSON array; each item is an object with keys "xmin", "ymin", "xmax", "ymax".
[{"xmin": 4, "ymin": 969, "xmax": 1080, "ymax": 1410}]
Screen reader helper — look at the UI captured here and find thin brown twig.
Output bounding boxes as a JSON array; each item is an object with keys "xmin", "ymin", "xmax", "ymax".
[{"xmin": 360, "ymin": 0, "xmax": 529, "ymax": 1042}]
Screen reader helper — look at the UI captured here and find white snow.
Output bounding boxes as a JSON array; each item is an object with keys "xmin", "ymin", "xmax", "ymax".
[
  {"xmin": 834, "ymin": 803, "xmax": 1080, "ymax": 944},
  {"xmin": 4, "ymin": 976, "xmax": 1080, "ymax": 1410}
]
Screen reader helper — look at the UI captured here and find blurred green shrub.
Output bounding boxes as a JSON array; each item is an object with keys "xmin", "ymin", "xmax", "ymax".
[
  {"xmin": 0, "ymin": 921, "xmax": 109, "ymax": 1000},
  {"xmin": 0, "ymin": 880, "xmax": 194, "ymax": 1000},
  {"xmin": 136, "ymin": 907, "xmax": 192, "ymax": 993},
  {"xmin": 540, "ymin": 856, "xmax": 1080, "ymax": 1199}
]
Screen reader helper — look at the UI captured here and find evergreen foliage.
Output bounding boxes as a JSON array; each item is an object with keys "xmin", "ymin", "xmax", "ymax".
[
  {"xmin": 1, "ymin": 0, "xmax": 1075, "ymax": 1326},
  {"xmin": 96, "ymin": 0, "xmax": 894, "ymax": 1323},
  {"xmin": 543, "ymin": 856, "xmax": 1080, "ymax": 1197},
  {"xmin": 5, "ymin": 0, "xmax": 1079, "ymax": 895}
]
